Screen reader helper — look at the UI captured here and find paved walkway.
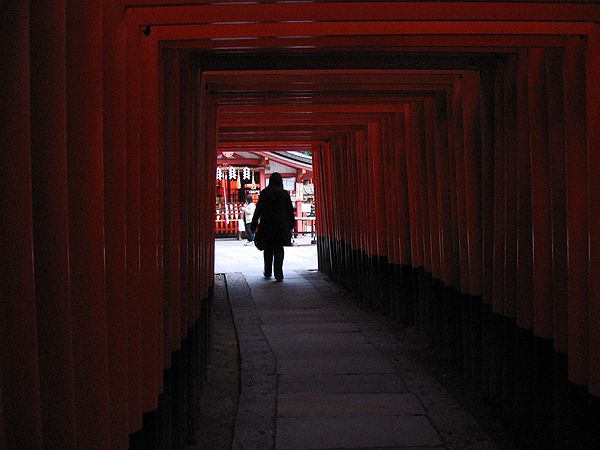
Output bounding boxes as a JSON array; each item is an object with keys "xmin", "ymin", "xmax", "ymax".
[{"xmin": 215, "ymin": 239, "xmax": 504, "ymax": 449}]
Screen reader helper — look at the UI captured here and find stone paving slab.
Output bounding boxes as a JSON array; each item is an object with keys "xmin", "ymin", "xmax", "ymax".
[
  {"xmin": 257, "ymin": 309, "xmax": 348, "ymax": 325},
  {"xmin": 225, "ymin": 272, "xmax": 277, "ymax": 450},
  {"xmin": 217, "ymin": 241, "xmax": 504, "ymax": 449},
  {"xmin": 278, "ymin": 392, "xmax": 425, "ymax": 417},
  {"xmin": 278, "ymin": 373, "xmax": 408, "ymax": 395},
  {"xmin": 266, "ymin": 331, "xmax": 368, "ymax": 347},
  {"xmin": 250, "ymin": 283, "xmax": 323, "ymax": 293},
  {"xmin": 261, "ymin": 322, "xmax": 359, "ymax": 335},
  {"xmin": 276, "ymin": 416, "xmax": 443, "ymax": 449},
  {"xmin": 299, "ymin": 270, "xmax": 504, "ymax": 449},
  {"xmin": 272, "ymin": 342, "xmax": 386, "ymax": 360},
  {"xmin": 214, "ymin": 238, "xmax": 317, "ymax": 275},
  {"xmin": 253, "ymin": 299, "xmax": 329, "ymax": 311},
  {"xmin": 277, "ymin": 353, "xmax": 398, "ymax": 374}
]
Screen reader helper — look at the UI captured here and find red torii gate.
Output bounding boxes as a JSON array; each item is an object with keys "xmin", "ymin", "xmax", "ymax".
[{"xmin": 2, "ymin": 2, "xmax": 600, "ymax": 448}]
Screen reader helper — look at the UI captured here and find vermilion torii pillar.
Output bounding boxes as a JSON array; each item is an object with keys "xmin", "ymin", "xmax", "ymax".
[
  {"xmin": 30, "ymin": 1, "xmax": 77, "ymax": 447},
  {"xmin": 65, "ymin": 1, "xmax": 111, "ymax": 447},
  {"xmin": 0, "ymin": 3, "xmax": 43, "ymax": 446}
]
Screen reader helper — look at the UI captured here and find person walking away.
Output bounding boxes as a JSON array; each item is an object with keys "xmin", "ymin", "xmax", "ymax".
[
  {"xmin": 251, "ymin": 172, "xmax": 295, "ymax": 281},
  {"xmin": 241, "ymin": 195, "xmax": 256, "ymax": 245}
]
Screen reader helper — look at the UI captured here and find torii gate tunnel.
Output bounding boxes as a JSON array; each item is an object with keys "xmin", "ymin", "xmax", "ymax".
[{"xmin": 1, "ymin": 1, "xmax": 600, "ymax": 448}]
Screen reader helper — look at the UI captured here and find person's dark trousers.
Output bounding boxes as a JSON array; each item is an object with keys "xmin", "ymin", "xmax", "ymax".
[
  {"xmin": 264, "ymin": 245, "xmax": 285, "ymax": 280},
  {"xmin": 244, "ymin": 222, "xmax": 254, "ymax": 242}
]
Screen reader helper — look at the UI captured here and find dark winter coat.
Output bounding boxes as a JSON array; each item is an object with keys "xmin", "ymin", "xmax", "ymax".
[{"xmin": 250, "ymin": 185, "xmax": 295, "ymax": 247}]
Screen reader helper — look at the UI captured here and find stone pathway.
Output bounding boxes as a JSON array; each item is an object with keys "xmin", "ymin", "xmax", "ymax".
[
  {"xmin": 193, "ymin": 274, "xmax": 239, "ymax": 449},
  {"xmin": 217, "ymin": 240, "xmax": 505, "ymax": 449}
]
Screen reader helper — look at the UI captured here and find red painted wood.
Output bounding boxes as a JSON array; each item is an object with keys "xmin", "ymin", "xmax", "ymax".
[
  {"xmin": 219, "ymin": 102, "xmax": 429, "ymax": 115},
  {"xmin": 413, "ymin": 105, "xmax": 429, "ymax": 273},
  {"xmin": 185, "ymin": 51, "xmax": 195, "ymax": 329},
  {"xmin": 433, "ymin": 97, "xmax": 453, "ymax": 287},
  {"xmin": 368, "ymin": 122, "xmax": 386, "ymax": 258},
  {"xmin": 126, "ymin": 17, "xmax": 143, "ymax": 432},
  {"xmin": 172, "ymin": 34, "xmax": 574, "ymax": 53},
  {"xmin": 515, "ymin": 50, "xmax": 534, "ymax": 331},
  {"xmin": 162, "ymin": 49, "xmax": 178, "ymax": 357},
  {"xmin": 334, "ymin": 139, "xmax": 344, "ymax": 254},
  {"xmin": 152, "ymin": 21, "xmax": 595, "ymax": 44},
  {"xmin": 446, "ymin": 86, "xmax": 461, "ymax": 291},
  {"xmin": 350, "ymin": 132, "xmax": 358, "ymax": 258},
  {"xmin": 29, "ymin": 1, "xmax": 77, "ymax": 447},
  {"xmin": 129, "ymin": 2, "xmax": 600, "ymax": 25},
  {"xmin": 544, "ymin": 48, "xmax": 568, "ymax": 356},
  {"xmin": 361, "ymin": 129, "xmax": 374, "ymax": 299},
  {"xmin": 586, "ymin": 26, "xmax": 600, "ymax": 397},
  {"xmin": 66, "ymin": 0, "xmax": 111, "ymax": 445},
  {"xmin": 424, "ymin": 98, "xmax": 441, "ymax": 281},
  {"xmin": 203, "ymin": 68, "xmax": 211, "ymax": 300},
  {"xmin": 350, "ymin": 132, "xmax": 358, "ymax": 251},
  {"xmin": 156, "ymin": 48, "xmax": 167, "ymax": 383},
  {"xmin": 397, "ymin": 109, "xmax": 412, "ymax": 268},
  {"xmin": 382, "ymin": 117, "xmax": 399, "ymax": 265},
  {"xmin": 0, "ymin": 3, "xmax": 43, "ymax": 447},
  {"xmin": 6, "ymin": 1, "xmax": 600, "ymax": 446},
  {"xmin": 328, "ymin": 140, "xmax": 338, "ymax": 248},
  {"xmin": 340, "ymin": 136, "xmax": 349, "ymax": 254},
  {"xmin": 393, "ymin": 114, "xmax": 405, "ymax": 267},
  {"xmin": 405, "ymin": 109, "xmax": 421, "ymax": 270},
  {"xmin": 414, "ymin": 103, "xmax": 428, "ymax": 273},
  {"xmin": 139, "ymin": 33, "xmax": 162, "ymax": 410},
  {"xmin": 341, "ymin": 134, "xmax": 352, "ymax": 257},
  {"xmin": 528, "ymin": 48, "xmax": 553, "ymax": 339},
  {"xmin": 479, "ymin": 69, "xmax": 495, "ymax": 305},
  {"xmin": 503, "ymin": 56, "xmax": 519, "ymax": 321},
  {"xmin": 324, "ymin": 142, "xmax": 335, "ymax": 253},
  {"xmin": 103, "ymin": 3, "xmax": 130, "ymax": 446},
  {"xmin": 492, "ymin": 58, "xmax": 507, "ymax": 315},
  {"xmin": 180, "ymin": 66, "xmax": 191, "ymax": 339},
  {"xmin": 563, "ymin": 40, "xmax": 589, "ymax": 387},
  {"xmin": 343, "ymin": 135, "xmax": 354, "ymax": 257},
  {"xmin": 350, "ymin": 133, "xmax": 360, "ymax": 258},
  {"xmin": 196, "ymin": 55, "xmax": 208, "ymax": 385},
  {"xmin": 462, "ymin": 72, "xmax": 483, "ymax": 297},
  {"xmin": 187, "ymin": 53, "xmax": 199, "ymax": 327},
  {"xmin": 452, "ymin": 80, "xmax": 470, "ymax": 294},
  {"xmin": 203, "ymin": 86, "xmax": 218, "ymax": 305},
  {"xmin": 417, "ymin": 102, "xmax": 432, "ymax": 276},
  {"xmin": 346, "ymin": 133, "xmax": 354, "ymax": 262},
  {"xmin": 0, "ymin": 376, "xmax": 4, "ymax": 448},
  {"xmin": 429, "ymin": 97, "xmax": 444, "ymax": 283},
  {"xmin": 206, "ymin": 70, "xmax": 514, "ymax": 86},
  {"xmin": 312, "ymin": 147, "xmax": 325, "ymax": 240},
  {"xmin": 136, "ymin": 0, "xmax": 600, "ymax": 416}
]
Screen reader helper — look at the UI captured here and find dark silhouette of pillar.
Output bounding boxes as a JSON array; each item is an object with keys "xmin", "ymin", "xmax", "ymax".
[
  {"xmin": 30, "ymin": 1, "xmax": 77, "ymax": 447},
  {"xmin": 66, "ymin": 0, "xmax": 111, "ymax": 446},
  {"xmin": 126, "ymin": 13, "xmax": 144, "ymax": 442},
  {"xmin": 0, "ymin": 3, "xmax": 43, "ymax": 446},
  {"xmin": 103, "ymin": 3, "xmax": 130, "ymax": 448}
]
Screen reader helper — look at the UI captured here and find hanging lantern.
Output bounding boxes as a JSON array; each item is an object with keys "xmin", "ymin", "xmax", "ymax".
[
  {"xmin": 243, "ymin": 166, "xmax": 251, "ymax": 180},
  {"xmin": 228, "ymin": 166, "xmax": 236, "ymax": 180},
  {"xmin": 216, "ymin": 167, "xmax": 223, "ymax": 181},
  {"xmin": 236, "ymin": 171, "xmax": 242, "ymax": 189}
]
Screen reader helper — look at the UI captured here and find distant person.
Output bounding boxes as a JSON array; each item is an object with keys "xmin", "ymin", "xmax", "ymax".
[
  {"xmin": 241, "ymin": 195, "xmax": 256, "ymax": 245},
  {"xmin": 251, "ymin": 172, "xmax": 295, "ymax": 281}
]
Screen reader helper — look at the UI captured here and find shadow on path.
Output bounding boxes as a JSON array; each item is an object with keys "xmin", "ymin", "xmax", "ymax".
[{"xmin": 220, "ymin": 268, "xmax": 513, "ymax": 449}]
